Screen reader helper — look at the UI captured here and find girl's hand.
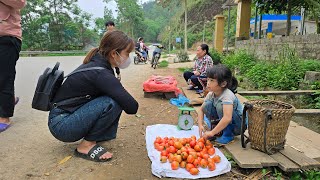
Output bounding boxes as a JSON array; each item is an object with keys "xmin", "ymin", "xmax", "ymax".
[
  {"xmin": 199, "ymin": 125, "xmax": 205, "ymax": 137},
  {"xmin": 203, "ymin": 131, "xmax": 215, "ymax": 140}
]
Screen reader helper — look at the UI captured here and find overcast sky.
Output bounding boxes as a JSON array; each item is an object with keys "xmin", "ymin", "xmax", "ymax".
[{"xmin": 77, "ymin": 0, "xmax": 152, "ymax": 20}]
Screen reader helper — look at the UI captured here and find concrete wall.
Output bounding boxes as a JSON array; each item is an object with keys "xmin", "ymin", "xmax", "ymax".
[{"xmin": 235, "ymin": 34, "xmax": 320, "ymax": 60}]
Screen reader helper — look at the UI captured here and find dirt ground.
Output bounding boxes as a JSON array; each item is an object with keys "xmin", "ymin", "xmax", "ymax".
[{"xmin": 0, "ymin": 56, "xmax": 234, "ymax": 180}]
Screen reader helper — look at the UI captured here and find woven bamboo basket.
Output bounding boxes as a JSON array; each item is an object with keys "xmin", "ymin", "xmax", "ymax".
[{"xmin": 241, "ymin": 100, "xmax": 295, "ymax": 154}]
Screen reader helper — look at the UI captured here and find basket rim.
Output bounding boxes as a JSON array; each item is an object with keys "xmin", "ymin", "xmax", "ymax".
[{"xmin": 245, "ymin": 99, "xmax": 296, "ymax": 111}]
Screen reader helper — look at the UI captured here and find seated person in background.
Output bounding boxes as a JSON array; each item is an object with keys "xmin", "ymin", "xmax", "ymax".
[
  {"xmin": 198, "ymin": 64, "xmax": 243, "ymax": 145},
  {"xmin": 183, "ymin": 44, "xmax": 213, "ymax": 90}
]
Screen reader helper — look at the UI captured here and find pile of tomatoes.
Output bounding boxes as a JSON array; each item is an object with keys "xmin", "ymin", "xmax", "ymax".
[{"xmin": 154, "ymin": 135, "xmax": 221, "ymax": 175}]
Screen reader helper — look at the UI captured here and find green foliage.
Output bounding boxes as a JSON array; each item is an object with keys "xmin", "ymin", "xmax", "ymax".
[
  {"xmin": 246, "ymin": 63, "xmax": 274, "ymax": 89},
  {"xmin": 223, "ymin": 47, "xmax": 320, "ymax": 91},
  {"xmin": 209, "ymin": 49, "xmax": 222, "ymax": 65},
  {"xmin": 222, "ymin": 50, "xmax": 256, "ymax": 74},
  {"xmin": 290, "ymin": 169, "xmax": 320, "ymax": 180},
  {"xmin": 177, "ymin": 51, "xmax": 190, "ymax": 62},
  {"xmin": 304, "ymin": 169, "xmax": 320, "ymax": 179},
  {"xmin": 158, "ymin": 60, "xmax": 169, "ymax": 68},
  {"xmin": 21, "ymin": 0, "xmax": 97, "ymax": 51},
  {"xmin": 178, "ymin": 67, "xmax": 193, "ymax": 73}
]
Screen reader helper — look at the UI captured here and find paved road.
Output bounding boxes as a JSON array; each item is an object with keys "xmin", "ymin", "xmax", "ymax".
[{"xmin": 0, "ymin": 54, "xmax": 159, "ymax": 179}]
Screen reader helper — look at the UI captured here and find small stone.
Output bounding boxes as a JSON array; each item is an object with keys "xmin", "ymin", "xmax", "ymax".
[
  {"xmin": 118, "ymin": 143, "xmax": 124, "ymax": 147},
  {"xmin": 44, "ymin": 173, "xmax": 50, "ymax": 176},
  {"xmin": 135, "ymin": 114, "xmax": 142, "ymax": 118}
]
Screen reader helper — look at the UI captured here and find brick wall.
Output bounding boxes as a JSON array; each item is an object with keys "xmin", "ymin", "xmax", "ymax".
[{"xmin": 235, "ymin": 34, "xmax": 320, "ymax": 60}]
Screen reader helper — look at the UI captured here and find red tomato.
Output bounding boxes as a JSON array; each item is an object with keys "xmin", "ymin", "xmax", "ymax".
[
  {"xmin": 187, "ymin": 155, "xmax": 195, "ymax": 163},
  {"xmin": 208, "ymin": 148, "xmax": 215, "ymax": 155},
  {"xmin": 160, "ymin": 150, "xmax": 168, "ymax": 157},
  {"xmin": 168, "ymin": 146, "xmax": 176, "ymax": 153},
  {"xmin": 186, "ymin": 163, "xmax": 195, "ymax": 172},
  {"xmin": 171, "ymin": 161, "xmax": 179, "ymax": 170},
  {"xmin": 173, "ymin": 155, "xmax": 182, "ymax": 163},
  {"xmin": 189, "ymin": 140, "xmax": 196, "ymax": 148},
  {"xmin": 160, "ymin": 156, "xmax": 167, "ymax": 163},
  {"xmin": 193, "ymin": 159, "xmax": 200, "ymax": 167},
  {"xmin": 208, "ymin": 162, "xmax": 216, "ymax": 171},
  {"xmin": 200, "ymin": 159, "xmax": 208, "ymax": 168},
  {"xmin": 180, "ymin": 161, "xmax": 187, "ymax": 168},
  {"xmin": 190, "ymin": 168, "xmax": 199, "ymax": 175},
  {"xmin": 194, "ymin": 145, "xmax": 202, "ymax": 152},
  {"xmin": 198, "ymin": 137, "xmax": 205, "ymax": 143},
  {"xmin": 174, "ymin": 141, "xmax": 183, "ymax": 150},
  {"xmin": 213, "ymin": 155, "xmax": 221, "ymax": 163},
  {"xmin": 181, "ymin": 152, "xmax": 188, "ymax": 160}
]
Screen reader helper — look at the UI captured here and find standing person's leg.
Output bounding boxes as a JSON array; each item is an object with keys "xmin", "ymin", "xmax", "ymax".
[
  {"xmin": 48, "ymin": 96, "xmax": 122, "ymax": 161},
  {"xmin": 0, "ymin": 37, "xmax": 21, "ymax": 131}
]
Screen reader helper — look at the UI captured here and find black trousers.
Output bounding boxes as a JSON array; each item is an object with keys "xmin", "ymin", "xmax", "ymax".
[
  {"xmin": 183, "ymin": 71, "xmax": 206, "ymax": 90},
  {"xmin": 0, "ymin": 36, "xmax": 21, "ymax": 117}
]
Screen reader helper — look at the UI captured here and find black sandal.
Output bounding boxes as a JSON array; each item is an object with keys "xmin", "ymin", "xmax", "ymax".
[{"xmin": 74, "ymin": 144, "xmax": 112, "ymax": 162}]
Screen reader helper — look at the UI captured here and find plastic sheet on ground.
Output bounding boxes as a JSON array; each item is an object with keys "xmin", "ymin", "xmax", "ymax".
[
  {"xmin": 146, "ymin": 124, "xmax": 231, "ymax": 179},
  {"xmin": 143, "ymin": 75, "xmax": 182, "ymax": 96}
]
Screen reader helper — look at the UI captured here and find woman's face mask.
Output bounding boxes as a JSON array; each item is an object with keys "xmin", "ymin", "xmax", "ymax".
[{"xmin": 116, "ymin": 51, "xmax": 131, "ymax": 69}]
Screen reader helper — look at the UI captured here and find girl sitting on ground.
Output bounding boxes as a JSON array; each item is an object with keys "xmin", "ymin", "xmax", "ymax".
[{"xmin": 198, "ymin": 64, "xmax": 244, "ymax": 145}]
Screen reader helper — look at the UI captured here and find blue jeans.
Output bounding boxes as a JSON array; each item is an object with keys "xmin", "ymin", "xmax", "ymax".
[
  {"xmin": 48, "ymin": 96, "xmax": 122, "ymax": 142},
  {"xmin": 202, "ymin": 98, "xmax": 243, "ymax": 135}
]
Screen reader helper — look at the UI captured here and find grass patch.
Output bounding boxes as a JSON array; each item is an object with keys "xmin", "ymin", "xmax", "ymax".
[
  {"xmin": 158, "ymin": 60, "xmax": 169, "ymax": 68},
  {"xmin": 178, "ymin": 67, "xmax": 193, "ymax": 72}
]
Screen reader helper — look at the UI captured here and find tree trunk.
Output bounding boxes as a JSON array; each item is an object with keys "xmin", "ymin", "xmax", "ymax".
[
  {"xmin": 184, "ymin": 0, "xmax": 187, "ymax": 53},
  {"xmin": 286, "ymin": 0, "xmax": 292, "ymax": 36},
  {"xmin": 312, "ymin": 8, "xmax": 320, "ymax": 34}
]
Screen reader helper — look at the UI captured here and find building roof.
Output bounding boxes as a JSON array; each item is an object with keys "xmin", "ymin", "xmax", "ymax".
[{"xmin": 250, "ymin": 14, "xmax": 301, "ymax": 24}]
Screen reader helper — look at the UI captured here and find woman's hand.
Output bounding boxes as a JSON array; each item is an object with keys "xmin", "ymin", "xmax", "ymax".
[
  {"xmin": 199, "ymin": 125, "xmax": 205, "ymax": 137},
  {"xmin": 203, "ymin": 131, "xmax": 215, "ymax": 140},
  {"xmin": 193, "ymin": 71, "xmax": 200, "ymax": 76}
]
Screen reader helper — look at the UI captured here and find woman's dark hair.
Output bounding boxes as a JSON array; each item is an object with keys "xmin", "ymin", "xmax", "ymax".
[
  {"xmin": 105, "ymin": 21, "xmax": 115, "ymax": 27},
  {"xmin": 206, "ymin": 64, "xmax": 238, "ymax": 93},
  {"xmin": 200, "ymin": 44, "xmax": 211, "ymax": 57},
  {"xmin": 83, "ymin": 30, "xmax": 134, "ymax": 64}
]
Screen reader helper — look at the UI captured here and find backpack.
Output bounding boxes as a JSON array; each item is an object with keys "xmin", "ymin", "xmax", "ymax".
[
  {"xmin": 32, "ymin": 62, "xmax": 104, "ymax": 111},
  {"xmin": 135, "ymin": 42, "xmax": 140, "ymax": 51}
]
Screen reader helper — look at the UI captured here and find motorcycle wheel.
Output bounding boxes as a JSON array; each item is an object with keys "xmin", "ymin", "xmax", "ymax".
[{"xmin": 134, "ymin": 56, "xmax": 139, "ymax": 64}]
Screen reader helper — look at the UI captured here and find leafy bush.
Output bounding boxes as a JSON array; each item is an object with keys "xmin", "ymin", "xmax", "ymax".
[
  {"xmin": 209, "ymin": 49, "xmax": 222, "ymax": 65},
  {"xmin": 176, "ymin": 51, "xmax": 190, "ymax": 62},
  {"xmin": 222, "ymin": 50, "xmax": 256, "ymax": 74},
  {"xmin": 246, "ymin": 62, "xmax": 274, "ymax": 89},
  {"xmin": 158, "ymin": 60, "xmax": 169, "ymax": 68}
]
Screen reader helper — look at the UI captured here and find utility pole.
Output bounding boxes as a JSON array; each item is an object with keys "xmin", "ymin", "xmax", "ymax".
[
  {"xmin": 184, "ymin": 0, "xmax": 188, "ymax": 53},
  {"xmin": 254, "ymin": 4, "xmax": 258, "ymax": 39}
]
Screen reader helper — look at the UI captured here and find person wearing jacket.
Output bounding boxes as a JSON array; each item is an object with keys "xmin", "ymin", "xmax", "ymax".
[
  {"xmin": 49, "ymin": 31, "xmax": 139, "ymax": 162},
  {"xmin": 0, "ymin": 0, "xmax": 26, "ymax": 132}
]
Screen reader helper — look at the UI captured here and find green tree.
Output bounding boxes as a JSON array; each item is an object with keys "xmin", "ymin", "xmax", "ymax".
[{"xmin": 21, "ymin": 0, "xmax": 97, "ymax": 50}]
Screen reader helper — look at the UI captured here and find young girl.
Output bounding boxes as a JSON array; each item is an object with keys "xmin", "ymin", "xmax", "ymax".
[{"xmin": 198, "ymin": 64, "xmax": 243, "ymax": 145}]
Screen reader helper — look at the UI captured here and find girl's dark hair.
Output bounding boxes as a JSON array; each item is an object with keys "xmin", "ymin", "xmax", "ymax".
[
  {"xmin": 83, "ymin": 30, "xmax": 134, "ymax": 64},
  {"xmin": 206, "ymin": 64, "xmax": 238, "ymax": 93},
  {"xmin": 200, "ymin": 44, "xmax": 211, "ymax": 57}
]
